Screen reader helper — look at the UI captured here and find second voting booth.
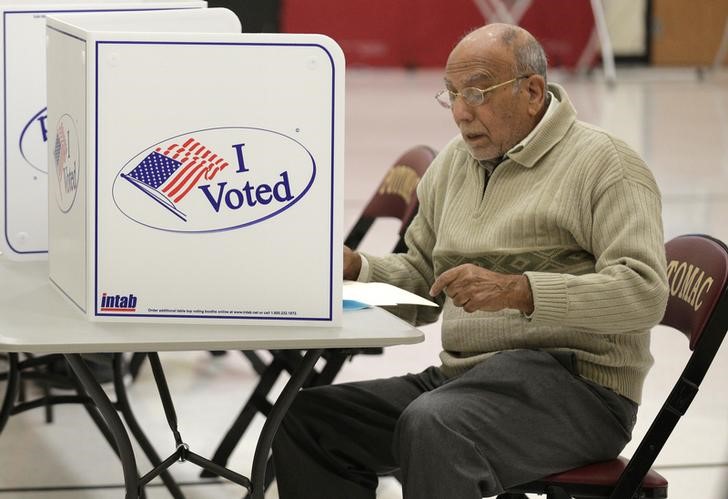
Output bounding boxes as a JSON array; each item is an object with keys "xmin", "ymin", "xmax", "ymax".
[
  {"xmin": 46, "ymin": 9, "xmax": 345, "ymax": 325},
  {"xmin": 0, "ymin": 0, "xmax": 207, "ymax": 260}
]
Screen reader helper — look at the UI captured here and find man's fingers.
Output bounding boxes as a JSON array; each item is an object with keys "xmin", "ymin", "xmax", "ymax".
[
  {"xmin": 451, "ymin": 293, "xmax": 469, "ymax": 307},
  {"xmin": 429, "ymin": 267, "xmax": 459, "ymax": 296},
  {"xmin": 430, "ymin": 264, "xmax": 478, "ymax": 296}
]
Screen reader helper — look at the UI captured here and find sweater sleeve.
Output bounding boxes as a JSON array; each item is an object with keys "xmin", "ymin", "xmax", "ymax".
[{"xmin": 525, "ymin": 158, "xmax": 669, "ymax": 333}]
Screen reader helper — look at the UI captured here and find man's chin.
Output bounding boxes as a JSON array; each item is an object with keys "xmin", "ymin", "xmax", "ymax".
[{"xmin": 464, "ymin": 143, "xmax": 499, "ymax": 161}]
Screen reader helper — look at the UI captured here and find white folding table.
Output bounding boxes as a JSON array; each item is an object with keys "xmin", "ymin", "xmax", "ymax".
[{"xmin": 0, "ymin": 258, "xmax": 424, "ymax": 498}]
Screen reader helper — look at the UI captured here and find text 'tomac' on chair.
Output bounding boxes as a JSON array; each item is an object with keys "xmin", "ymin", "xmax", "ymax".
[
  {"xmin": 501, "ymin": 234, "xmax": 728, "ymax": 499},
  {"xmin": 202, "ymin": 144, "xmax": 438, "ymax": 486}
]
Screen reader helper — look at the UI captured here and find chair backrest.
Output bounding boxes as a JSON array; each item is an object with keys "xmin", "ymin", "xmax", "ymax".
[
  {"xmin": 609, "ymin": 234, "xmax": 728, "ymax": 498},
  {"xmin": 662, "ymin": 235, "xmax": 728, "ymax": 349},
  {"xmin": 344, "ymin": 145, "xmax": 436, "ymax": 253}
]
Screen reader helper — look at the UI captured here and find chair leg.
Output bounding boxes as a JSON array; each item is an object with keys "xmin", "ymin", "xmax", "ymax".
[
  {"xmin": 240, "ymin": 350, "xmax": 268, "ymax": 375},
  {"xmin": 128, "ymin": 353, "xmax": 147, "ymax": 380},
  {"xmin": 0, "ymin": 353, "xmax": 20, "ymax": 434},
  {"xmin": 309, "ymin": 350, "xmax": 348, "ymax": 386},
  {"xmin": 203, "ymin": 356, "xmax": 287, "ymax": 475},
  {"xmin": 42, "ymin": 383, "xmax": 54, "ymax": 423}
]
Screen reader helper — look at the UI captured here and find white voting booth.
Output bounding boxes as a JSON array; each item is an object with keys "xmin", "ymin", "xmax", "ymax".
[
  {"xmin": 0, "ymin": 0, "xmax": 207, "ymax": 260},
  {"xmin": 46, "ymin": 9, "xmax": 345, "ymax": 325}
]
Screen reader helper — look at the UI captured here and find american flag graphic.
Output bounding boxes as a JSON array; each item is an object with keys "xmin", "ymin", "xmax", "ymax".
[
  {"xmin": 122, "ymin": 138, "xmax": 229, "ymax": 221},
  {"xmin": 54, "ymin": 123, "xmax": 68, "ymax": 181}
]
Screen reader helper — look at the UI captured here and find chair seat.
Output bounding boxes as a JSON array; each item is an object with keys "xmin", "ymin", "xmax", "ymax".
[{"xmin": 542, "ymin": 456, "xmax": 668, "ymax": 488}]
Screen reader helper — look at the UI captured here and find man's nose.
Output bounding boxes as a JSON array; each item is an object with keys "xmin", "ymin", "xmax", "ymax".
[{"xmin": 451, "ymin": 96, "xmax": 474, "ymax": 122}]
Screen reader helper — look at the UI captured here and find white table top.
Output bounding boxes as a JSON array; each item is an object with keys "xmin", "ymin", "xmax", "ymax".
[{"xmin": 0, "ymin": 259, "xmax": 424, "ymax": 354}]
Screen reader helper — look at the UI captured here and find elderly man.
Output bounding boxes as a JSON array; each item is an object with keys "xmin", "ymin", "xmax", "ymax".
[{"xmin": 272, "ymin": 23, "xmax": 668, "ymax": 499}]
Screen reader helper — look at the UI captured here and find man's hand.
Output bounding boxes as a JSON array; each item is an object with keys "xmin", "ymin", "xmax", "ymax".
[
  {"xmin": 343, "ymin": 246, "xmax": 362, "ymax": 280},
  {"xmin": 429, "ymin": 263, "xmax": 534, "ymax": 314}
]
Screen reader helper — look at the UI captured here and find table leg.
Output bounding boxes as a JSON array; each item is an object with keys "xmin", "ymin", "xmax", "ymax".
[
  {"xmin": 112, "ymin": 353, "xmax": 185, "ymax": 498},
  {"xmin": 249, "ymin": 349, "xmax": 324, "ymax": 499},
  {"xmin": 137, "ymin": 353, "xmax": 251, "ymax": 492},
  {"xmin": 64, "ymin": 353, "xmax": 141, "ymax": 499},
  {"xmin": 205, "ymin": 350, "xmax": 292, "ymax": 474}
]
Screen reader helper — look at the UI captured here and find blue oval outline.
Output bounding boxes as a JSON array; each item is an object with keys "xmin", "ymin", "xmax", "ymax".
[
  {"xmin": 112, "ymin": 126, "xmax": 317, "ymax": 234},
  {"xmin": 19, "ymin": 107, "xmax": 48, "ymax": 174}
]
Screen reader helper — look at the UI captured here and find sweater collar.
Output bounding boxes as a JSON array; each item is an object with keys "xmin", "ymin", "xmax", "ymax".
[
  {"xmin": 508, "ymin": 89, "xmax": 558, "ymax": 152},
  {"xmin": 505, "ymin": 82, "xmax": 576, "ymax": 169}
]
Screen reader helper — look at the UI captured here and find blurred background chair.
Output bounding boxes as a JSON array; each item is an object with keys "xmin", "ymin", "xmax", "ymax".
[
  {"xmin": 500, "ymin": 234, "xmax": 728, "ymax": 499},
  {"xmin": 343, "ymin": 144, "xmax": 436, "ymax": 252},
  {"xmin": 201, "ymin": 144, "xmax": 437, "ymax": 489}
]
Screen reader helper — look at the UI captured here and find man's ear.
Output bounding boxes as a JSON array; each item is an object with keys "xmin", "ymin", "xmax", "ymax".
[{"xmin": 526, "ymin": 75, "xmax": 546, "ymax": 116}]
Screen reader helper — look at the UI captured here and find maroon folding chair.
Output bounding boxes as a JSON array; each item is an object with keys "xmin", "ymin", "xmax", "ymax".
[
  {"xmin": 502, "ymin": 234, "xmax": 728, "ymax": 499},
  {"xmin": 344, "ymin": 144, "xmax": 437, "ymax": 252}
]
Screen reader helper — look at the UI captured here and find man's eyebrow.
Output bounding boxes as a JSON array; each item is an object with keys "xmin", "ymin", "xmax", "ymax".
[
  {"xmin": 463, "ymin": 73, "xmax": 495, "ymax": 86},
  {"xmin": 444, "ymin": 73, "xmax": 495, "ymax": 89}
]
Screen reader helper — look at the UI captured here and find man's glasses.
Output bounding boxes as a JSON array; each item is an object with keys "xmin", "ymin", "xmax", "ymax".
[{"xmin": 435, "ymin": 76, "xmax": 530, "ymax": 109}]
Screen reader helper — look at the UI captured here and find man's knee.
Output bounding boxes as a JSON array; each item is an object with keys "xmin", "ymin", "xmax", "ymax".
[
  {"xmin": 275, "ymin": 387, "xmax": 325, "ymax": 450},
  {"xmin": 284, "ymin": 385, "xmax": 329, "ymax": 421},
  {"xmin": 273, "ymin": 388, "xmax": 327, "ymax": 464},
  {"xmin": 395, "ymin": 392, "xmax": 461, "ymax": 445}
]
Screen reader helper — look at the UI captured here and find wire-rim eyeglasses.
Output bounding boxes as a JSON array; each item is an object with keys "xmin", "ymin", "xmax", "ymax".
[{"xmin": 435, "ymin": 75, "xmax": 531, "ymax": 109}]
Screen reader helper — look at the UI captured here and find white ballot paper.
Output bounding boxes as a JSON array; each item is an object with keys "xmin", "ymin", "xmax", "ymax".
[{"xmin": 343, "ymin": 281, "xmax": 439, "ymax": 308}]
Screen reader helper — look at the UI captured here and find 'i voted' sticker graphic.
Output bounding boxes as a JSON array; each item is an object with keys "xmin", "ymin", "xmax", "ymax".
[
  {"xmin": 112, "ymin": 127, "xmax": 317, "ymax": 233},
  {"xmin": 53, "ymin": 114, "xmax": 80, "ymax": 213}
]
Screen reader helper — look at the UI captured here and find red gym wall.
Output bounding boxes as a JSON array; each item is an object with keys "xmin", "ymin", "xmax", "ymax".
[{"xmin": 281, "ymin": 0, "xmax": 596, "ymax": 68}]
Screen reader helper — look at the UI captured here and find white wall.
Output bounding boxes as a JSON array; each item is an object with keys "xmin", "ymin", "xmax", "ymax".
[{"xmin": 604, "ymin": 0, "xmax": 648, "ymax": 56}]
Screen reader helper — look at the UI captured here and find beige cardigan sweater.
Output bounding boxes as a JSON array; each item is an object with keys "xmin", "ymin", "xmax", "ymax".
[{"xmin": 361, "ymin": 84, "xmax": 668, "ymax": 404}]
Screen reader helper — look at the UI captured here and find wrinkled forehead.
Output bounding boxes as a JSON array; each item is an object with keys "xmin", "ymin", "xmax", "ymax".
[{"xmin": 444, "ymin": 42, "xmax": 514, "ymax": 88}]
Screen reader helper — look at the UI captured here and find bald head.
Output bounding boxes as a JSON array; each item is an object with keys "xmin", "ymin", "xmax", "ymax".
[{"xmin": 448, "ymin": 24, "xmax": 548, "ymax": 82}]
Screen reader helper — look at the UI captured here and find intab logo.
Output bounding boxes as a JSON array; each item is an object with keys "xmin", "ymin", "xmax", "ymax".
[
  {"xmin": 53, "ymin": 114, "xmax": 80, "ymax": 212},
  {"xmin": 112, "ymin": 127, "xmax": 316, "ymax": 233},
  {"xmin": 100, "ymin": 292, "xmax": 137, "ymax": 312}
]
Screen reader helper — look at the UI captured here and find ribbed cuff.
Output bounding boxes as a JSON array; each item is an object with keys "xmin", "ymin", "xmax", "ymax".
[
  {"xmin": 524, "ymin": 271, "xmax": 568, "ymax": 323},
  {"xmin": 365, "ymin": 253, "xmax": 403, "ymax": 285},
  {"xmin": 357, "ymin": 253, "xmax": 371, "ymax": 282}
]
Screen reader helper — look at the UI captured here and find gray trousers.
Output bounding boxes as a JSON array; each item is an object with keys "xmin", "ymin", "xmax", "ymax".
[{"xmin": 272, "ymin": 349, "xmax": 637, "ymax": 499}]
